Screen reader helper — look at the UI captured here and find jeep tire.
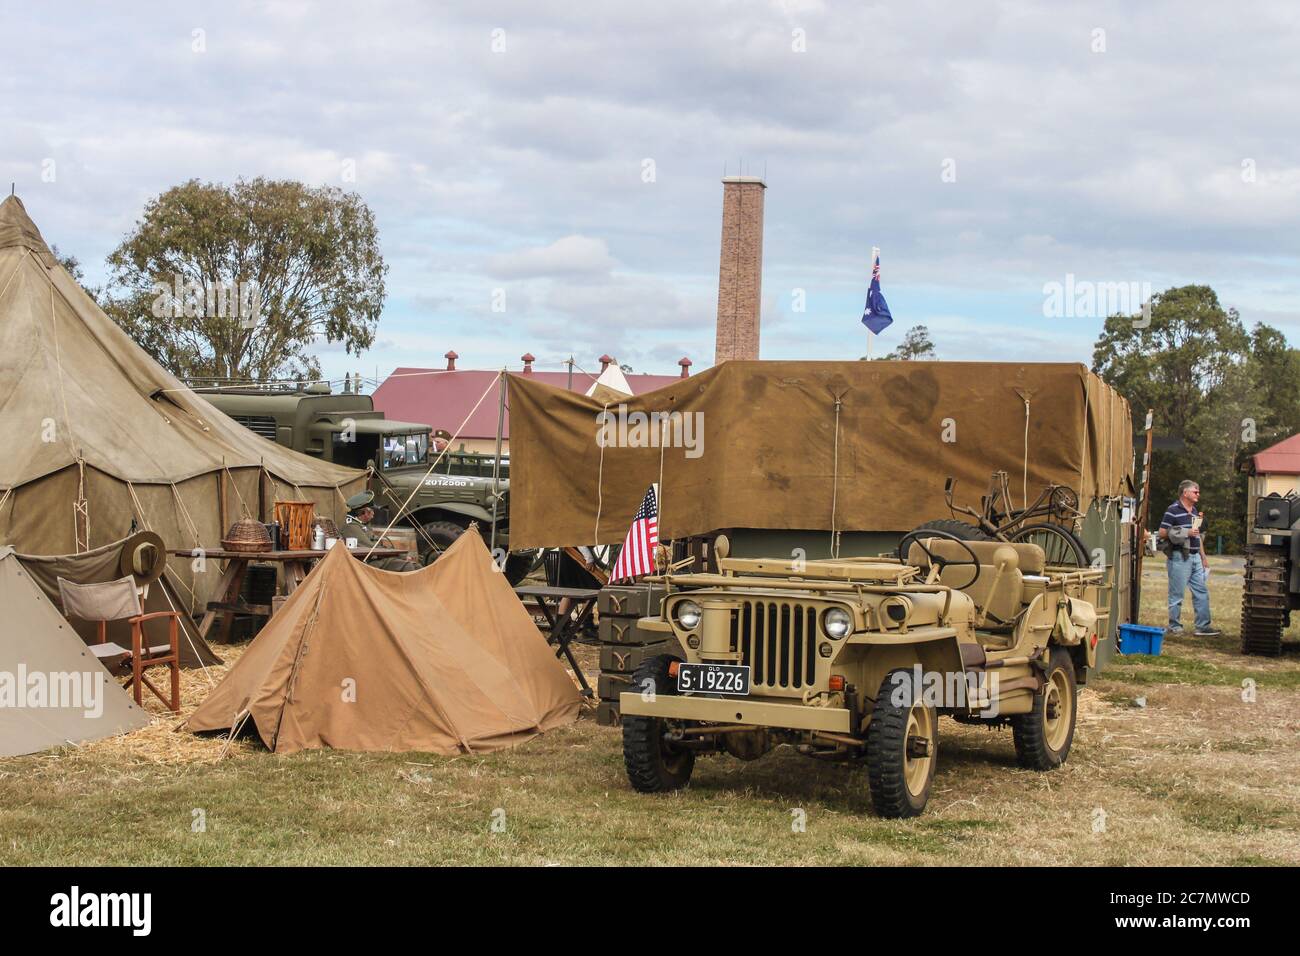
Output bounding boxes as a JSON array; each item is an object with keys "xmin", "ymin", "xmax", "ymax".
[
  {"xmin": 622, "ymin": 656, "xmax": 696, "ymax": 793},
  {"xmin": 1011, "ymin": 646, "xmax": 1077, "ymax": 769},
  {"xmin": 866, "ymin": 667, "xmax": 938, "ymax": 818}
]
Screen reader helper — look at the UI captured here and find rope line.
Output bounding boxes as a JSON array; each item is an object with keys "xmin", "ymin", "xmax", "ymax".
[
  {"xmin": 593, "ymin": 401, "xmax": 611, "ymax": 544},
  {"xmin": 364, "ymin": 370, "xmax": 502, "ymax": 560}
]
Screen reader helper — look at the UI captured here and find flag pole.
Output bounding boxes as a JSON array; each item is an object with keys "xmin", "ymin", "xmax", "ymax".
[{"xmin": 867, "ymin": 245, "xmax": 879, "ymax": 359}]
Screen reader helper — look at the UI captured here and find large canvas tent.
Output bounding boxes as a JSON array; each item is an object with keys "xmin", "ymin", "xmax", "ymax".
[
  {"xmin": 186, "ymin": 530, "xmax": 581, "ymax": 754},
  {"xmin": 14, "ymin": 536, "xmax": 221, "ymax": 670},
  {"xmin": 0, "ymin": 195, "xmax": 366, "ymax": 608},
  {"xmin": 0, "ymin": 546, "xmax": 152, "ymax": 757},
  {"xmin": 507, "ymin": 360, "xmax": 1133, "ymax": 548}
]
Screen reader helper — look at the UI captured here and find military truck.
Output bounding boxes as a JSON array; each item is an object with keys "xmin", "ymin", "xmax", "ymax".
[
  {"xmin": 1240, "ymin": 492, "xmax": 1300, "ymax": 656},
  {"xmin": 619, "ymin": 531, "xmax": 1108, "ymax": 817},
  {"xmin": 196, "ymin": 384, "xmax": 530, "ymax": 581}
]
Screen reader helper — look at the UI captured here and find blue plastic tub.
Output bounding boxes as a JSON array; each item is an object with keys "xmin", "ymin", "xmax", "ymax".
[{"xmin": 1118, "ymin": 623, "xmax": 1164, "ymax": 655}]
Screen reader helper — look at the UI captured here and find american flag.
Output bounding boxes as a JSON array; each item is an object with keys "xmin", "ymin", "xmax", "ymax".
[{"xmin": 608, "ymin": 485, "xmax": 659, "ymax": 583}]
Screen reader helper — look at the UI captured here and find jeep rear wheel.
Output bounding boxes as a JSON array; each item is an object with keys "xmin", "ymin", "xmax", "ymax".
[
  {"xmin": 1011, "ymin": 646, "xmax": 1076, "ymax": 769},
  {"xmin": 622, "ymin": 656, "xmax": 696, "ymax": 793},
  {"xmin": 866, "ymin": 668, "xmax": 937, "ymax": 818}
]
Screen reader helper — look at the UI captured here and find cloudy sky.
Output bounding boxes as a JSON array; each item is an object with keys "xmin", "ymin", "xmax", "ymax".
[{"xmin": 4, "ymin": 1, "xmax": 1299, "ymax": 383}]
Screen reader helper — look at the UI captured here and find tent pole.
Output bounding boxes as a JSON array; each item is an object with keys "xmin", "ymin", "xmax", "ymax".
[{"xmin": 490, "ymin": 370, "xmax": 506, "ymax": 555}]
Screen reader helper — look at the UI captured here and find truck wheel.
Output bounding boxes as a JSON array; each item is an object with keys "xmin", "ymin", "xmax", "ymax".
[
  {"xmin": 418, "ymin": 520, "xmax": 466, "ymax": 564},
  {"xmin": 502, "ymin": 551, "xmax": 536, "ymax": 586},
  {"xmin": 866, "ymin": 667, "xmax": 938, "ymax": 818},
  {"xmin": 1011, "ymin": 646, "xmax": 1076, "ymax": 769},
  {"xmin": 622, "ymin": 656, "xmax": 695, "ymax": 793}
]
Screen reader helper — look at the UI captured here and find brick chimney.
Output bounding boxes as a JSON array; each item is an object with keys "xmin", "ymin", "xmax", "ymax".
[
  {"xmin": 678, "ymin": 356, "xmax": 692, "ymax": 378},
  {"xmin": 521, "ymin": 352, "xmax": 535, "ymax": 374},
  {"xmin": 714, "ymin": 175, "xmax": 765, "ymax": 363},
  {"xmin": 444, "ymin": 350, "xmax": 458, "ymax": 371},
  {"xmin": 599, "ymin": 354, "xmax": 614, "ymax": 373}
]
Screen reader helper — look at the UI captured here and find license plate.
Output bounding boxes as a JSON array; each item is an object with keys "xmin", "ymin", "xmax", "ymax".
[{"xmin": 677, "ymin": 663, "xmax": 750, "ymax": 696}]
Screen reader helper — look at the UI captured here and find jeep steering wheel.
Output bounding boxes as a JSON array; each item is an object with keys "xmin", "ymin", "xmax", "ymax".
[{"xmin": 896, "ymin": 529, "xmax": 982, "ymax": 587}]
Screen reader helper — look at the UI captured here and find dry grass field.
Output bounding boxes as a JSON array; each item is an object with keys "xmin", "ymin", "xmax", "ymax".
[{"xmin": 2, "ymin": 556, "xmax": 1297, "ymax": 866}]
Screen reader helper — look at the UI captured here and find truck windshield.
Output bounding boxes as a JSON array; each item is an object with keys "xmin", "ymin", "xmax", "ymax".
[{"xmin": 382, "ymin": 432, "xmax": 430, "ymax": 469}]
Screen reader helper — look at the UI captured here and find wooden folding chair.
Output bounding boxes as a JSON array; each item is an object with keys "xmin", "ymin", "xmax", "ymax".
[{"xmin": 57, "ymin": 576, "xmax": 182, "ymax": 713}]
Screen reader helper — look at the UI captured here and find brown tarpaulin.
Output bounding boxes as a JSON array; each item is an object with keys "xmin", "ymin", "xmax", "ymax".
[
  {"xmin": 507, "ymin": 360, "xmax": 1133, "ymax": 548},
  {"xmin": 186, "ymin": 530, "xmax": 581, "ymax": 754},
  {"xmin": 15, "ymin": 537, "xmax": 221, "ymax": 669},
  {"xmin": 0, "ymin": 195, "xmax": 366, "ymax": 607}
]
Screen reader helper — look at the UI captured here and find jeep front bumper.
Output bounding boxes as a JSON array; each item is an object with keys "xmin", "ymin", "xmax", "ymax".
[{"xmin": 619, "ymin": 692, "xmax": 851, "ymax": 733}]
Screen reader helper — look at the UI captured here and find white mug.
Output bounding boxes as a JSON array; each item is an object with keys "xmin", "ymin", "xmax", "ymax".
[
  {"xmin": 324, "ymin": 538, "xmax": 337, "ymax": 550},
  {"xmin": 345, "ymin": 537, "xmax": 359, "ymax": 549}
]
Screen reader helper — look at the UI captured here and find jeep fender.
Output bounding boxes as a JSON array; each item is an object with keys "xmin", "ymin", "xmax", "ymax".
[{"xmin": 847, "ymin": 628, "xmax": 966, "ymax": 710}]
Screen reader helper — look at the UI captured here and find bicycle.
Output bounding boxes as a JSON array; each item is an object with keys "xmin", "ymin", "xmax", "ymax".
[{"xmin": 942, "ymin": 470, "xmax": 1091, "ymax": 567}]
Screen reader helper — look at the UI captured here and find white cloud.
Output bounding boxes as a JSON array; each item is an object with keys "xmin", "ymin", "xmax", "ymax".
[{"xmin": 487, "ymin": 235, "xmax": 618, "ymax": 278}]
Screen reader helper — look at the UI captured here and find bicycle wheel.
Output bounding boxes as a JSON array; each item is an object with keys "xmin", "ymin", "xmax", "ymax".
[{"xmin": 1008, "ymin": 522, "xmax": 1089, "ymax": 567}]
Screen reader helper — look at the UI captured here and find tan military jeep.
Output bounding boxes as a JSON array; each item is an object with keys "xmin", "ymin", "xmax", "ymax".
[{"xmin": 619, "ymin": 531, "xmax": 1109, "ymax": 817}]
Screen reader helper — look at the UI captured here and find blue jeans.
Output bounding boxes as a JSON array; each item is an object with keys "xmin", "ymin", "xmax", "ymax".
[{"xmin": 1167, "ymin": 552, "xmax": 1211, "ymax": 630}]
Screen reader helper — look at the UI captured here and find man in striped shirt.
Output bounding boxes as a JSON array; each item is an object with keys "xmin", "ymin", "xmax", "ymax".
[{"xmin": 1158, "ymin": 480, "xmax": 1221, "ymax": 636}]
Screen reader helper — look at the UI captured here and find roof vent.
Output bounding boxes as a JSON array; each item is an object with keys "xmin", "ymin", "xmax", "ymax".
[{"xmin": 444, "ymin": 350, "xmax": 458, "ymax": 371}]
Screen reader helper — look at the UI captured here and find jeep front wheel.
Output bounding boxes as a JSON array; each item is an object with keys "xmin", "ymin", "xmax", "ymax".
[
  {"xmin": 866, "ymin": 667, "xmax": 938, "ymax": 818},
  {"xmin": 1011, "ymin": 646, "xmax": 1077, "ymax": 769},
  {"xmin": 622, "ymin": 656, "xmax": 695, "ymax": 793}
]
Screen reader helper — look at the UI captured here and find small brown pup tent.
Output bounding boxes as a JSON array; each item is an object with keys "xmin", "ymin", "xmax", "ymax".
[
  {"xmin": 186, "ymin": 530, "xmax": 581, "ymax": 754},
  {"xmin": 0, "ymin": 195, "xmax": 365, "ymax": 607},
  {"xmin": 14, "ymin": 535, "xmax": 220, "ymax": 669},
  {"xmin": 0, "ymin": 546, "xmax": 152, "ymax": 757}
]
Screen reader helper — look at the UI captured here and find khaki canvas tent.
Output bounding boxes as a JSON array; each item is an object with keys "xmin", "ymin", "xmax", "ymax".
[
  {"xmin": 14, "ymin": 535, "xmax": 220, "ymax": 669},
  {"xmin": 507, "ymin": 360, "xmax": 1133, "ymax": 548},
  {"xmin": 0, "ymin": 195, "xmax": 366, "ymax": 608},
  {"xmin": 0, "ymin": 546, "xmax": 152, "ymax": 757},
  {"xmin": 187, "ymin": 530, "xmax": 581, "ymax": 754}
]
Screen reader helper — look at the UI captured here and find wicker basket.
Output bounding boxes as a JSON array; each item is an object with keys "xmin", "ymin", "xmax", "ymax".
[
  {"xmin": 274, "ymin": 500, "xmax": 317, "ymax": 550},
  {"xmin": 222, "ymin": 516, "xmax": 273, "ymax": 553}
]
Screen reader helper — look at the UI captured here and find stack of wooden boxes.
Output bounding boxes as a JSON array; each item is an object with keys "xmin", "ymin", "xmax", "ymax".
[{"xmin": 595, "ymin": 583, "xmax": 671, "ymax": 727}]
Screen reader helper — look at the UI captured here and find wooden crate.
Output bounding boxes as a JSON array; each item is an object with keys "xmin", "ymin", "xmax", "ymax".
[
  {"xmin": 599, "ymin": 640, "xmax": 676, "ymax": 674},
  {"xmin": 274, "ymin": 500, "xmax": 316, "ymax": 551}
]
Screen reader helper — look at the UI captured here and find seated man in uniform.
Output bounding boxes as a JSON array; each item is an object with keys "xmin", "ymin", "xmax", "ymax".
[{"xmin": 345, "ymin": 491, "xmax": 422, "ymax": 572}]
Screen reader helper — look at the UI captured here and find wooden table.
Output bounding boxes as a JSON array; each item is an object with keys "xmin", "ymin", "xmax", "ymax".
[
  {"xmin": 514, "ymin": 585, "xmax": 599, "ymax": 698},
  {"xmin": 169, "ymin": 547, "xmax": 409, "ymax": 644}
]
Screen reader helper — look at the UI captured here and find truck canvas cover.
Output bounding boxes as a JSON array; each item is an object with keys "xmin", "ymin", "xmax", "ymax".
[{"xmin": 507, "ymin": 360, "xmax": 1132, "ymax": 548}]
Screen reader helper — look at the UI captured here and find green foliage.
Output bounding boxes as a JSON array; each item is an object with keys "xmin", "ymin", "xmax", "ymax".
[
  {"xmin": 51, "ymin": 245, "xmax": 101, "ymax": 302},
  {"xmin": 1092, "ymin": 285, "xmax": 1297, "ymax": 550},
  {"xmin": 101, "ymin": 178, "xmax": 387, "ymax": 382},
  {"xmin": 867, "ymin": 324, "xmax": 936, "ymax": 361}
]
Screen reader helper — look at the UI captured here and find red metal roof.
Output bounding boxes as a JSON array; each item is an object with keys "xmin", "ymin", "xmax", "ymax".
[
  {"xmin": 372, "ymin": 366, "xmax": 684, "ymax": 441},
  {"xmin": 1253, "ymin": 432, "xmax": 1300, "ymax": 475}
]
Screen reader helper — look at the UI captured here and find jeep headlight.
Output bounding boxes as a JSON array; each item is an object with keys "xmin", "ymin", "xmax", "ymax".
[
  {"xmin": 675, "ymin": 599, "xmax": 702, "ymax": 630},
  {"xmin": 822, "ymin": 607, "xmax": 852, "ymax": 639}
]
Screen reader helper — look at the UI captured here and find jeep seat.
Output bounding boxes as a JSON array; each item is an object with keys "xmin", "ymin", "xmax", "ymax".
[{"xmin": 906, "ymin": 539, "xmax": 1046, "ymax": 625}]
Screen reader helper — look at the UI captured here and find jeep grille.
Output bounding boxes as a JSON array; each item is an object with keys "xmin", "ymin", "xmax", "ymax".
[{"xmin": 734, "ymin": 600, "xmax": 818, "ymax": 690}]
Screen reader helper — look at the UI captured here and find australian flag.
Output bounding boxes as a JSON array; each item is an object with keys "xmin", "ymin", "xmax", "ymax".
[{"xmin": 860, "ymin": 253, "xmax": 893, "ymax": 335}]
